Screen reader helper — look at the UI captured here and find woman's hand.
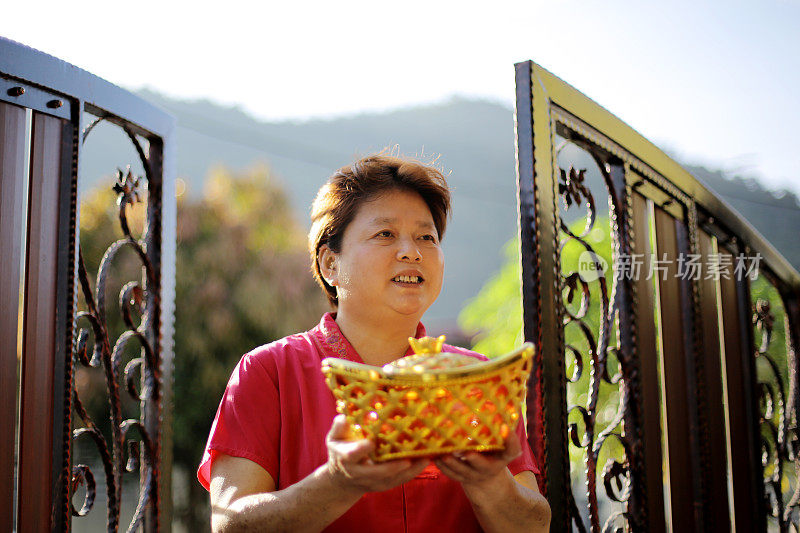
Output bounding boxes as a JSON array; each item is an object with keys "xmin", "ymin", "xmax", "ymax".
[
  {"xmin": 325, "ymin": 414, "xmax": 429, "ymax": 495},
  {"xmin": 433, "ymin": 430, "xmax": 522, "ymax": 489},
  {"xmin": 433, "ymin": 434, "xmax": 550, "ymax": 532}
]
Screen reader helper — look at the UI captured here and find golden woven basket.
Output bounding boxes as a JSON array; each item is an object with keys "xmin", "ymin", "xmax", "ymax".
[{"xmin": 321, "ymin": 336, "xmax": 534, "ymax": 461}]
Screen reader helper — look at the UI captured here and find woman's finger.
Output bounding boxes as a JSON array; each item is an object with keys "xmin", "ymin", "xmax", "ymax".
[
  {"xmin": 334, "ymin": 438, "xmax": 374, "ymax": 462},
  {"xmin": 460, "ymin": 434, "xmax": 521, "ymax": 471},
  {"xmin": 327, "ymin": 415, "xmax": 376, "ymax": 464},
  {"xmin": 437, "ymin": 454, "xmax": 477, "ymax": 478},
  {"xmin": 346, "ymin": 458, "xmax": 413, "ymax": 480},
  {"xmin": 458, "ymin": 451, "xmax": 496, "ymax": 472},
  {"xmin": 326, "ymin": 414, "xmax": 350, "ymax": 441},
  {"xmin": 343, "ymin": 458, "xmax": 428, "ymax": 491},
  {"xmin": 376, "ymin": 458, "xmax": 429, "ymax": 489},
  {"xmin": 501, "ymin": 431, "xmax": 522, "ymax": 461},
  {"xmin": 395, "ymin": 458, "xmax": 429, "ymax": 481},
  {"xmin": 434, "ymin": 457, "xmax": 469, "ymax": 483}
]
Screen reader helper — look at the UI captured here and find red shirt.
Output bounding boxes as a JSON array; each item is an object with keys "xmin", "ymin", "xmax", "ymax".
[{"xmin": 198, "ymin": 313, "xmax": 539, "ymax": 532}]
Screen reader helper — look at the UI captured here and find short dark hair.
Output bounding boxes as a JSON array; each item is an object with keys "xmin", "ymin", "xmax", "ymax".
[{"xmin": 309, "ymin": 154, "xmax": 451, "ymax": 306}]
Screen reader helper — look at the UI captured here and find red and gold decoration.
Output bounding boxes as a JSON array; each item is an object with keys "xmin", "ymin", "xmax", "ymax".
[{"xmin": 322, "ymin": 337, "xmax": 534, "ymax": 461}]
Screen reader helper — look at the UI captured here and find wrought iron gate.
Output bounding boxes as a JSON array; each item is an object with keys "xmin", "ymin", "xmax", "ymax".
[
  {"xmin": 0, "ymin": 38, "xmax": 175, "ymax": 531},
  {"xmin": 516, "ymin": 60, "xmax": 800, "ymax": 532}
]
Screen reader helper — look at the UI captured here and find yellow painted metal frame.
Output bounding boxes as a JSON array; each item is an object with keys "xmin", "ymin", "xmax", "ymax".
[{"xmin": 528, "ymin": 62, "xmax": 800, "ymax": 290}]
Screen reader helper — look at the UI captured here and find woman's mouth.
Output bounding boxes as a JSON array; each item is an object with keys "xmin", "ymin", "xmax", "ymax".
[{"xmin": 392, "ymin": 275, "xmax": 423, "ymax": 284}]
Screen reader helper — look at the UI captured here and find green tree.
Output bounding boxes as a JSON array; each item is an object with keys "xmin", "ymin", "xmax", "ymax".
[{"xmin": 173, "ymin": 166, "xmax": 328, "ymax": 529}]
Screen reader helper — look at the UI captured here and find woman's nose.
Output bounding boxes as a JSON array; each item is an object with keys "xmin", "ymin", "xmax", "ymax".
[{"xmin": 398, "ymin": 239, "xmax": 422, "ymax": 262}]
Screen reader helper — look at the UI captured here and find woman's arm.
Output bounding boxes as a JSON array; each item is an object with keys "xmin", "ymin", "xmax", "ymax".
[
  {"xmin": 434, "ymin": 432, "xmax": 551, "ymax": 533},
  {"xmin": 210, "ymin": 455, "xmax": 359, "ymax": 532},
  {"xmin": 210, "ymin": 415, "xmax": 429, "ymax": 532}
]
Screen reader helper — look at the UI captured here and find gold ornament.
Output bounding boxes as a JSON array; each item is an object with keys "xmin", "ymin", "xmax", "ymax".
[{"xmin": 321, "ymin": 336, "xmax": 534, "ymax": 461}]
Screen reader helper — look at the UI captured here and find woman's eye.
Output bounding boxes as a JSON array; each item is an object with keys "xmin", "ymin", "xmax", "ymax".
[
  {"xmin": 376, "ymin": 230, "xmax": 393, "ymax": 238},
  {"xmin": 421, "ymin": 234, "xmax": 437, "ymax": 242}
]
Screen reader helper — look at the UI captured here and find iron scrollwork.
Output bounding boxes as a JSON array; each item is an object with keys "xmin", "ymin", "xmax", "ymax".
[
  {"xmin": 70, "ymin": 119, "xmax": 161, "ymax": 532},
  {"xmin": 558, "ymin": 157, "xmax": 633, "ymax": 532},
  {"xmin": 753, "ymin": 297, "xmax": 800, "ymax": 530}
]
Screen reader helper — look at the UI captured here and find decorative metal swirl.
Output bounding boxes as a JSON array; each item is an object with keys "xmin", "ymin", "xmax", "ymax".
[
  {"xmin": 70, "ymin": 120, "xmax": 160, "ymax": 532},
  {"xmin": 753, "ymin": 297, "xmax": 800, "ymax": 530},
  {"xmin": 559, "ymin": 167, "xmax": 592, "ymax": 212},
  {"xmin": 558, "ymin": 160, "xmax": 632, "ymax": 532}
]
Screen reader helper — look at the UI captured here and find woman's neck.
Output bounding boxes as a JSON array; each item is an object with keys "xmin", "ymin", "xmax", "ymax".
[{"xmin": 333, "ymin": 308, "xmax": 420, "ymax": 366}]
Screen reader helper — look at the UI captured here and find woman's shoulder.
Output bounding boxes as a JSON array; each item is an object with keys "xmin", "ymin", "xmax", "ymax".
[{"xmin": 240, "ymin": 330, "xmax": 319, "ymax": 372}]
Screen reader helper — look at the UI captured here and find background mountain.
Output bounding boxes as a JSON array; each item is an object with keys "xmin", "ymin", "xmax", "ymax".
[{"xmin": 78, "ymin": 91, "xmax": 800, "ymax": 334}]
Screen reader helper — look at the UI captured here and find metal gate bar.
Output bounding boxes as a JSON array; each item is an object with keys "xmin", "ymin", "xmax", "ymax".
[
  {"xmin": 718, "ymin": 253, "xmax": 763, "ymax": 532},
  {"xmin": 629, "ymin": 192, "xmax": 666, "ymax": 531},
  {"xmin": 695, "ymin": 230, "xmax": 732, "ymax": 528}
]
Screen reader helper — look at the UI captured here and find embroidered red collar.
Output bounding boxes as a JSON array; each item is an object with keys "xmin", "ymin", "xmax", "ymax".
[{"xmin": 314, "ymin": 313, "xmax": 427, "ymax": 362}]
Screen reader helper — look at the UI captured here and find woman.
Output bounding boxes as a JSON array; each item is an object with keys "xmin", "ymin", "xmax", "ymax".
[{"xmin": 199, "ymin": 155, "xmax": 551, "ymax": 531}]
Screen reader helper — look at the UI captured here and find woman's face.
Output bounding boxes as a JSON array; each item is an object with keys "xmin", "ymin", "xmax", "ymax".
[{"xmin": 321, "ymin": 188, "xmax": 444, "ymax": 322}]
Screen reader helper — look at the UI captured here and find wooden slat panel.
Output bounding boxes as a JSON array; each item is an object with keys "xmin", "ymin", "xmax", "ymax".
[
  {"xmin": 17, "ymin": 112, "xmax": 63, "ymax": 532},
  {"xmin": 651, "ymin": 206, "xmax": 699, "ymax": 531},
  {"xmin": 718, "ymin": 251, "xmax": 764, "ymax": 532},
  {"xmin": 696, "ymin": 231, "xmax": 731, "ymax": 529},
  {"xmin": 0, "ymin": 101, "xmax": 27, "ymax": 531},
  {"xmin": 631, "ymin": 192, "xmax": 666, "ymax": 531}
]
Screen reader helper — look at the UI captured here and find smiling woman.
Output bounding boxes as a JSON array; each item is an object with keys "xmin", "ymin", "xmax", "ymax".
[
  {"xmin": 308, "ymin": 155, "xmax": 450, "ymax": 310},
  {"xmin": 199, "ymin": 154, "xmax": 550, "ymax": 532},
  {"xmin": 317, "ymin": 189, "xmax": 445, "ymax": 342}
]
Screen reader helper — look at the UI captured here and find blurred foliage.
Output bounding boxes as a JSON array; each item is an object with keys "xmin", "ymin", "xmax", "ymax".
[
  {"xmin": 460, "ymin": 218, "xmax": 617, "ymax": 470},
  {"xmin": 750, "ymin": 273, "xmax": 790, "ymax": 488},
  {"xmin": 751, "ymin": 275, "xmax": 789, "ymax": 388},
  {"xmin": 458, "ymin": 239, "xmax": 524, "ymax": 357},
  {"xmin": 76, "ymin": 165, "xmax": 327, "ymax": 530}
]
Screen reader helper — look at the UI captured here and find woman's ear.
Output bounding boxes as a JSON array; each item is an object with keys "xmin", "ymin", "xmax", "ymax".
[{"xmin": 318, "ymin": 244, "xmax": 338, "ymax": 287}]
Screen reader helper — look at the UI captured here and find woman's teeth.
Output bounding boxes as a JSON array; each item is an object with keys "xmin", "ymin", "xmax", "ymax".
[{"xmin": 393, "ymin": 275, "xmax": 421, "ymax": 284}]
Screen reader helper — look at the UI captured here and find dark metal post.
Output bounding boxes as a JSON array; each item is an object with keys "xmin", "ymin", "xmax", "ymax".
[
  {"xmin": 674, "ymin": 217, "xmax": 711, "ymax": 531},
  {"xmin": 630, "ymin": 192, "xmax": 668, "ymax": 532},
  {"xmin": 695, "ymin": 231, "xmax": 732, "ymax": 528},
  {"xmin": 605, "ymin": 163, "xmax": 663, "ymax": 532},
  {"xmin": 650, "ymin": 207, "xmax": 702, "ymax": 531},
  {"xmin": 515, "ymin": 60, "xmax": 570, "ymax": 531},
  {"xmin": 718, "ymin": 250, "xmax": 765, "ymax": 532},
  {"xmin": 158, "ymin": 123, "xmax": 177, "ymax": 531},
  {"xmin": 50, "ymin": 112, "xmax": 78, "ymax": 532},
  {"xmin": 142, "ymin": 132, "xmax": 176, "ymax": 530}
]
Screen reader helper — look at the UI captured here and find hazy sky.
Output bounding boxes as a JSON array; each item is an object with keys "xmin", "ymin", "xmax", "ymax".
[{"xmin": 3, "ymin": 0, "xmax": 798, "ymax": 194}]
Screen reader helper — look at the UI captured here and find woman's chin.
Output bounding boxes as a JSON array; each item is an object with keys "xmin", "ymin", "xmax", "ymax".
[{"xmin": 389, "ymin": 300, "xmax": 433, "ymax": 319}]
